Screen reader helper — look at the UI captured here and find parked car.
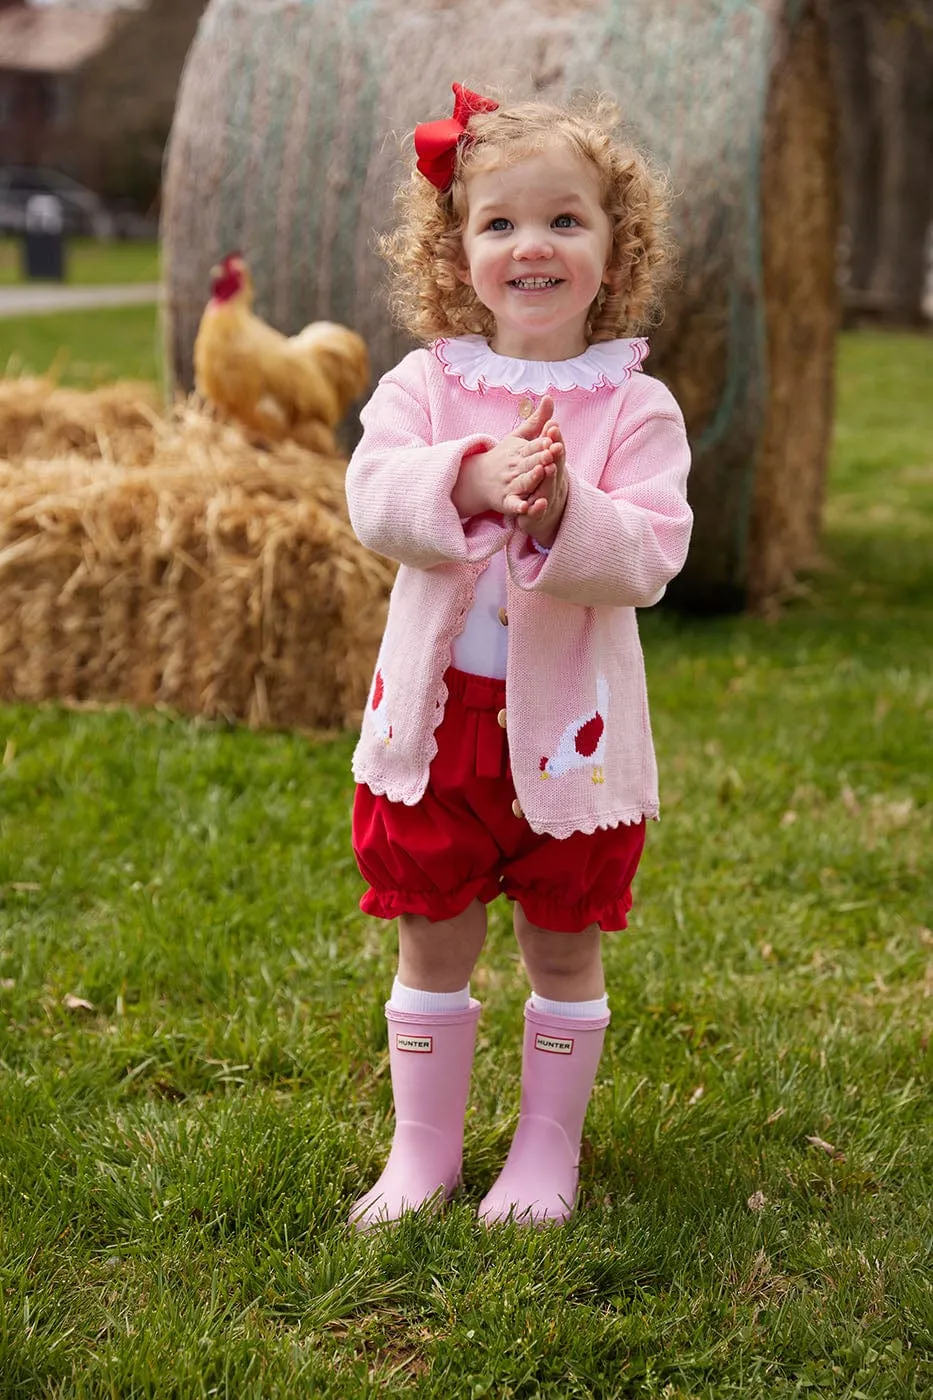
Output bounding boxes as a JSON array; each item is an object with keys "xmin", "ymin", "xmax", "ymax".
[{"xmin": 0, "ymin": 166, "xmax": 115, "ymax": 239}]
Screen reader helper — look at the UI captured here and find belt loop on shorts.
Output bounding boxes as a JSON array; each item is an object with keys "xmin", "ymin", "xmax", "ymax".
[
  {"xmin": 458, "ymin": 674, "xmax": 505, "ymax": 711},
  {"xmin": 447, "ymin": 669, "xmax": 508, "ymax": 780}
]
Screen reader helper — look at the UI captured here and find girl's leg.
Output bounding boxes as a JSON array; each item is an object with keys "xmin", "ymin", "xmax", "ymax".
[
  {"xmin": 513, "ymin": 911, "xmax": 605, "ymax": 1002},
  {"xmin": 478, "ymin": 907, "xmax": 610, "ymax": 1227},
  {"xmin": 397, "ymin": 900, "xmax": 488, "ymax": 992},
  {"xmin": 349, "ymin": 901, "xmax": 487, "ymax": 1230}
]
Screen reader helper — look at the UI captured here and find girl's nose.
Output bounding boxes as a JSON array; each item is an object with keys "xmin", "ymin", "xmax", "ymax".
[{"xmin": 512, "ymin": 229, "xmax": 553, "ymax": 260}]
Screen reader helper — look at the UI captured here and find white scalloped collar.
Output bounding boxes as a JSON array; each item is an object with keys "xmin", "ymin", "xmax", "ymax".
[{"xmin": 432, "ymin": 334, "xmax": 649, "ymax": 394}]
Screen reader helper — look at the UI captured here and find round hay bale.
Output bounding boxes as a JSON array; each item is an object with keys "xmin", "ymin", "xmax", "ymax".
[{"xmin": 162, "ymin": 0, "xmax": 838, "ymax": 613}]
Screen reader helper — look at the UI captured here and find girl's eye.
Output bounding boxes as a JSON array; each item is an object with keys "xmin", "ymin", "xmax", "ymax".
[
  {"xmin": 553, "ymin": 214, "xmax": 579, "ymax": 229},
  {"xmin": 487, "ymin": 217, "xmax": 512, "ymax": 232}
]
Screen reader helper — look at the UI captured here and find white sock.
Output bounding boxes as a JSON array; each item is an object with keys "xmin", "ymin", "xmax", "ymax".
[
  {"xmin": 389, "ymin": 977, "xmax": 471, "ymax": 1014},
  {"xmin": 530, "ymin": 992, "xmax": 609, "ymax": 1020}
]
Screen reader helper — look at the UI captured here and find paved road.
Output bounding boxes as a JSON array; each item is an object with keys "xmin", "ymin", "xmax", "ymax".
[{"xmin": 0, "ymin": 283, "xmax": 161, "ymax": 317}]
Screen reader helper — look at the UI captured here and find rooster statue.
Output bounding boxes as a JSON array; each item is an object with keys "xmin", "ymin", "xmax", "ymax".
[{"xmin": 193, "ymin": 253, "xmax": 370, "ymax": 455}]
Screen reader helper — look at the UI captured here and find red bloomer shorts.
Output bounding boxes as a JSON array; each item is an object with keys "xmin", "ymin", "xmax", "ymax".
[{"xmin": 352, "ymin": 668, "xmax": 646, "ymax": 934}]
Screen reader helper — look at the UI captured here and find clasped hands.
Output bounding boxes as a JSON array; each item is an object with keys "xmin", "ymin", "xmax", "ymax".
[{"xmin": 451, "ymin": 396, "xmax": 568, "ymax": 549}]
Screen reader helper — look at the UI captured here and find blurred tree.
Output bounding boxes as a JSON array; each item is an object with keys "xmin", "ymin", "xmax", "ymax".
[{"xmin": 826, "ymin": 0, "xmax": 933, "ymax": 324}]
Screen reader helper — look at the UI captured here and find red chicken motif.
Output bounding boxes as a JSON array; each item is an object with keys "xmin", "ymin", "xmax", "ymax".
[
  {"xmin": 369, "ymin": 668, "xmax": 392, "ymax": 745},
  {"xmin": 539, "ymin": 676, "xmax": 609, "ymax": 784}
]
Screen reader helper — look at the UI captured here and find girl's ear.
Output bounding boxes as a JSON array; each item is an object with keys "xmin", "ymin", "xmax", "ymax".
[{"xmin": 455, "ymin": 257, "xmax": 473, "ymax": 287}]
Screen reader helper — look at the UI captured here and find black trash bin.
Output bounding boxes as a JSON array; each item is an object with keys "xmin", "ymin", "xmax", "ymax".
[{"xmin": 22, "ymin": 194, "xmax": 66, "ymax": 281}]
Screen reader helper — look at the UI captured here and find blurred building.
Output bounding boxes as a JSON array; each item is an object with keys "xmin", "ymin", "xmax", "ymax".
[{"xmin": 0, "ymin": 0, "xmax": 204, "ymax": 208}]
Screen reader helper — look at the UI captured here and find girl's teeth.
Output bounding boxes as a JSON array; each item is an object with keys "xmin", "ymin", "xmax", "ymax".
[{"xmin": 512, "ymin": 277, "xmax": 559, "ymax": 288}]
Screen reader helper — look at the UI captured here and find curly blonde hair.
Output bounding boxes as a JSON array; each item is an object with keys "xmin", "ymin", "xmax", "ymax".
[{"xmin": 381, "ymin": 94, "xmax": 674, "ymax": 346}]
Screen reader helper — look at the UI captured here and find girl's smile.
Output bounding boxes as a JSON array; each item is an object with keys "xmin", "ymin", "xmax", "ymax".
[{"xmin": 457, "ymin": 147, "xmax": 614, "ymax": 361}]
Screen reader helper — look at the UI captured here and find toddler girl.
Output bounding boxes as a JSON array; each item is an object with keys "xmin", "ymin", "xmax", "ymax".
[{"xmin": 345, "ymin": 84, "xmax": 692, "ymax": 1229}]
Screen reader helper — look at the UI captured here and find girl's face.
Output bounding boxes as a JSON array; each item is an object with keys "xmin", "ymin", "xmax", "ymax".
[{"xmin": 456, "ymin": 145, "xmax": 613, "ymax": 360}]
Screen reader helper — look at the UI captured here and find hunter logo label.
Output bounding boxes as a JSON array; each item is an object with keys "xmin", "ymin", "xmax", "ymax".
[
  {"xmin": 535, "ymin": 1034, "xmax": 574, "ymax": 1055},
  {"xmin": 396, "ymin": 1034, "xmax": 433, "ymax": 1053}
]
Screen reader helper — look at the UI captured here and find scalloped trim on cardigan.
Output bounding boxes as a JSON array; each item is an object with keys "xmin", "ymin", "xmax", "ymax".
[{"xmin": 432, "ymin": 334, "xmax": 649, "ymax": 395}]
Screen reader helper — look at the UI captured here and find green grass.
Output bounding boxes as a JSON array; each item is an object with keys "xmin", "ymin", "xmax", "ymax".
[
  {"xmin": 0, "ymin": 331, "xmax": 930, "ymax": 1397},
  {"xmin": 0, "ymin": 238, "xmax": 159, "ymax": 287},
  {"xmin": 0, "ymin": 304, "xmax": 161, "ymax": 388},
  {"xmin": 0, "ymin": 238, "xmax": 160, "ymax": 387}
]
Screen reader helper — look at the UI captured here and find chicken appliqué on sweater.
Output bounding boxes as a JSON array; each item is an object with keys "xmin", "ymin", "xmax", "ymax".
[{"xmin": 345, "ymin": 335, "xmax": 693, "ymax": 839}]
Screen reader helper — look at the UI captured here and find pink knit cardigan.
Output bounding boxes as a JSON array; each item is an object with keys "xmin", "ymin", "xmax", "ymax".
[{"xmin": 345, "ymin": 337, "xmax": 692, "ymax": 839}]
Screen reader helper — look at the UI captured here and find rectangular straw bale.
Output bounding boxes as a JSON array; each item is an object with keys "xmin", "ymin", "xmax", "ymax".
[
  {"xmin": 0, "ymin": 377, "xmax": 161, "ymax": 465},
  {"xmin": 0, "ymin": 390, "xmax": 395, "ymax": 730}
]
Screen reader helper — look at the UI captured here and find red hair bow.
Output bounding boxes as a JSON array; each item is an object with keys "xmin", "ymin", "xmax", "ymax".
[{"xmin": 414, "ymin": 82, "xmax": 499, "ymax": 192}]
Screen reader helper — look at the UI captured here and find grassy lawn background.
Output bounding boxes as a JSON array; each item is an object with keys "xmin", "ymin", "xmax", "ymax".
[
  {"xmin": 0, "ymin": 331, "xmax": 930, "ymax": 1396},
  {"xmin": 0, "ymin": 304, "xmax": 162, "ymax": 390},
  {"xmin": 0, "ymin": 240, "xmax": 159, "ymax": 388},
  {"xmin": 0, "ymin": 238, "xmax": 159, "ymax": 287}
]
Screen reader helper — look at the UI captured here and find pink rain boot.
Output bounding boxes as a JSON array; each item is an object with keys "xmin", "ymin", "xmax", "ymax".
[
  {"xmin": 479, "ymin": 999, "xmax": 609, "ymax": 1226},
  {"xmin": 350, "ymin": 999, "xmax": 481, "ymax": 1230}
]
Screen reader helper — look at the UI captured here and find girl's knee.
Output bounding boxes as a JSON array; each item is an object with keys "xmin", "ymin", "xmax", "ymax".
[
  {"xmin": 513, "ymin": 908, "xmax": 601, "ymax": 980},
  {"xmin": 398, "ymin": 903, "xmax": 487, "ymax": 990}
]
